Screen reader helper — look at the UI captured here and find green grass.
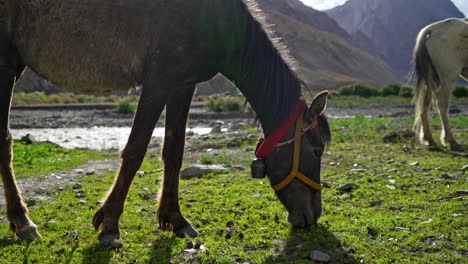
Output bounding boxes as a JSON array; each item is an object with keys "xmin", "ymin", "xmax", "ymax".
[
  {"xmin": 0, "ymin": 117, "xmax": 467, "ymax": 263},
  {"xmin": 325, "ymin": 95, "xmax": 468, "ymax": 108},
  {"xmin": 12, "ymin": 141, "xmax": 112, "ymax": 180},
  {"xmin": 114, "ymin": 101, "xmax": 136, "ymax": 114},
  {"xmin": 12, "ymin": 92, "xmax": 139, "ymax": 105}
]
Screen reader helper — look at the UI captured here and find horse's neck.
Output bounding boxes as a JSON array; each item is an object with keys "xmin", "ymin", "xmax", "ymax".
[{"xmin": 220, "ymin": 0, "xmax": 302, "ymax": 134}]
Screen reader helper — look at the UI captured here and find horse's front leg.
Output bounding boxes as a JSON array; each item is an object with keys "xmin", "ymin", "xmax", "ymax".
[
  {"xmin": 158, "ymin": 86, "xmax": 199, "ymax": 237},
  {"xmin": 92, "ymin": 84, "xmax": 169, "ymax": 248},
  {"xmin": 437, "ymin": 79, "xmax": 464, "ymax": 151},
  {"xmin": 0, "ymin": 46, "xmax": 41, "ymax": 239}
]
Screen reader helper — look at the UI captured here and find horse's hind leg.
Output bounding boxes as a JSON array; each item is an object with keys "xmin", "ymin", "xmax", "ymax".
[
  {"xmin": 158, "ymin": 85, "xmax": 198, "ymax": 237},
  {"xmin": 416, "ymin": 82, "xmax": 438, "ymax": 149},
  {"xmin": 92, "ymin": 82, "xmax": 170, "ymax": 248},
  {"xmin": 0, "ymin": 40, "xmax": 41, "ymax": 240},
  {"xmin": 437, "ymin": 78, "xmax": 464, "ymax": 151}
]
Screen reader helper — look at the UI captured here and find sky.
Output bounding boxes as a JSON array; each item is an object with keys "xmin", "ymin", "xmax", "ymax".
[{"xmin": 300, "ymin": 0, "xmax": 468, "ymax": 16}]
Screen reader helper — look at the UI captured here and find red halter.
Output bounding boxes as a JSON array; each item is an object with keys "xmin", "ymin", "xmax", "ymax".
[{"xmin": 254, "ymin": 100, "xmax": 323, "ymax": 192}]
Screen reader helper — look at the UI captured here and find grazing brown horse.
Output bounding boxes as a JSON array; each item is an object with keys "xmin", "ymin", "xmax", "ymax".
[{"xmin": 0, "ymin": 0, "xmax": 331, "ymax": 247}]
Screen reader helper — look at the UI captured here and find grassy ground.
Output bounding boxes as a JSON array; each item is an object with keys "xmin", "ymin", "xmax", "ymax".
[
  {"xmin": 13, "ymin": 141, "xmax": 112, "ymax": 180},
  {"xmin": 12, "ymin": 92, "xmax": 139, "ymax": 105},
  {"xmin": 0, "ymin": 116, "xmax": 467, "ymax": 263}
]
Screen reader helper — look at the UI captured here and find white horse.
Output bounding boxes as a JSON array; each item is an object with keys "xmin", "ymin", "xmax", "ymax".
[{"xmin": 413, "ymin": 17, "xmax": 468, "ymax": 151}]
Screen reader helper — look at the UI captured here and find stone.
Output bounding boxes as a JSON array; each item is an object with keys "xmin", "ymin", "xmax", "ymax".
[
  {"xmin": 78, "ymin": 199, "xmax": 87, "ymax": 204},
  {"xmin": 310, "ymin": 250, "xmax": 331, "ymax": 262},
  {"xmin": 180, "ymin": 165, "xmax": 227, "ymax": 179},
  {"xmin": 85, "ymin": 170, "xmax": 96, "ymax": 175},
  {"xmin": 211, "ymin": 125, "xmax": 222, "ymax": 134},
  {"xmin": 370, "ymin": 200, "xmax": 382, "ymax": 207},
  {"xmin": 350, "ymin": 169, "xmax": 366, "ymax": 172},
  {"xmin": 337, "ymin": 183, "xmax": 358, "ymax": 192},
  {"xmin": 449, "ymin": 105, "xmax": 461, "ymax": 114},
  {"xmin": 462, "ymin": 165, "xmax": 468, "ymax": 171},
  {"xmin": 382, "ymin": 129, "xmax": 416, "ymax": 143},
  {"xmin": 26, "ymin": 199, "xmax": 36, "ymax": 207},
  {"xmin": 386, "ymin": 185, "xmax": 396, "ymax": 190},
  {"xmin": 410, "ymin": 162, "xmax": 419, "ymax": 166},
  {"xmin": 72, "ymin": 183, "xmax": 82, "ymax": 190},
  {"xmin": 20, "ymin": 134, "xmax": 37, "ymax": 144}
]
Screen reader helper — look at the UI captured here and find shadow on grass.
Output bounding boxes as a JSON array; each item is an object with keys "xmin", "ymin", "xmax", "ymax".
[
  {"xmin": 0, "ymin": 236, "xmax": 21, "ymax": 248},
  {"xmin": 263, "ymin": 225, "xmax": 359, "ymax": 264},
  {"xmin": 81, "ymin": 244, "xmax": 113, "ymax": 264},
  {"xmin": 148, "ymin": 235, "xmax": 179, "ymax": 264}
]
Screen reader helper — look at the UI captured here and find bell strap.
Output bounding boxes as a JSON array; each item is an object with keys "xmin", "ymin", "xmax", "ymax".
[{"xmin": 271, "ymin": 113, "xmax": 323, "ymax": 192}]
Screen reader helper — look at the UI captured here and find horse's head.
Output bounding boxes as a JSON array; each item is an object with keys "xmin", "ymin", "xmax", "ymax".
[{"xmin": 263, "ymin": 91, "xmax": 330, "ymax": 227}]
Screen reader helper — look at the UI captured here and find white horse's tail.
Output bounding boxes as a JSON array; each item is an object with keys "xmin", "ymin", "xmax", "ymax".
[{"xmin": 412, "ymin": 27, "xmax": 439, "ymax": 132}]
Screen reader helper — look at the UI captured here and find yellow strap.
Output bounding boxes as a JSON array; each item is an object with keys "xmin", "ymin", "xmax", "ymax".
[{"xmin": 271, "ymin": 113, "xmax": 323, "ymax": 192}]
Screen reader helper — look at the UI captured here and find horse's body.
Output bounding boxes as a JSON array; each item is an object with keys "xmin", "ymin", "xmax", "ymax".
[
  {"xmin": 413, "ymin": 17, "xmax": 468, "ymax": 151},
  {"xmin": 0, "ymin": 0, "xmax": 331, "ymax": 247}
]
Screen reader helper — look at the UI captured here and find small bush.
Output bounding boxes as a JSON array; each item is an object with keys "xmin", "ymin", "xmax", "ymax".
[
  {"xmin": 453, "ymin": 86, "xmax": 468, "ymax": 98},
  {"xmin": 206, "ymin": 95, "xmax": 243, "ymax": 112},
  {"xmin": 382, "ymin": 84, "xmax": 401, "ymax": 96},
  {"xmin": 115, "ymin": 101, "xmax": 136, "ymax": 114},
  {"xmin": 399, "ymin": 86, "xmax": 413, "ymax": 98},
  {"xmin": 338, "ymin": 84, "xmax": 380, "ymax": 97}
]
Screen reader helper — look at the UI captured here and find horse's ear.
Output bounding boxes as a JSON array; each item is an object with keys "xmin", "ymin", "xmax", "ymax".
[{"xmin": 308, "ymin": 90, "xmax": 328, "ymax": 117}]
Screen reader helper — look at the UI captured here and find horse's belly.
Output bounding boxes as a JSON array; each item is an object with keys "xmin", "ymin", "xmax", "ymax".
[{"xmin": 14, "ymin": 1, "xmax": 158, "ymax": 94}]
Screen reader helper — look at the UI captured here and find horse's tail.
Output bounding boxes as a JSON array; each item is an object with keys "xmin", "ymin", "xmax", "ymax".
[{"xmin": 411, "ymin": 26, "xmax": 439, "ymax": 133}]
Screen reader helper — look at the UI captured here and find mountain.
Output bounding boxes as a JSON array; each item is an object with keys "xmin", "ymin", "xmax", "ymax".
[
  {"xmin": 327, "ymin": 0, "xmax": 465, "ymax": 78},
  {"xmin": 256, "ymin": 0, "xmax": 397, "ymax": 90}
]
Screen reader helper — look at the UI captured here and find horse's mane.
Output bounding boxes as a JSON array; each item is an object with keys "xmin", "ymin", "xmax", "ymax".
[{"xmin": 233, "ymin": 0, "xmax": 311, "ymax": 133}]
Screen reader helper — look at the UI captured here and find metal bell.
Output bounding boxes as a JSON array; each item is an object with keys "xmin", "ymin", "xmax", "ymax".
[{"xmin": 251, "ymin": 158, "xmax": 266, "ymax": 179}]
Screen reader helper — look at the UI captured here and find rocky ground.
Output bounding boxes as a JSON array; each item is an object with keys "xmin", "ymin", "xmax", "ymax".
[{"xmin": 10, "ymin": 101, "xmax": 467, "ymax": 129}]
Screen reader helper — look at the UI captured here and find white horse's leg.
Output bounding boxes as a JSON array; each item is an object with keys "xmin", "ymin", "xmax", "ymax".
[{"xmin": 437, "ymin": 77, "xmax": 464, "ymax": 151}]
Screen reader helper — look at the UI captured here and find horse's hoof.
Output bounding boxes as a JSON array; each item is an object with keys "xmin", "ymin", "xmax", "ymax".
[
  {"xmin": 174, "ymin": 225, "xmax": 199, "ymax": 238},
  {"xmin": 450, "ymin": 144, "xmax": 465, "ymax": 152},
  {"xmin": 99, "ymin": 232, "xmax": 123, "ymax": 249},
  {"xmin": 16, "ymin": 224, "xmax": 42, "ymax": 240}
]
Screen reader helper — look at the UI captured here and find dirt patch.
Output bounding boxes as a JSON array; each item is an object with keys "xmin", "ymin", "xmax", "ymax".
[{"xmin": 0, "ymin": 159, "xmax": 120, "ymax": 210}]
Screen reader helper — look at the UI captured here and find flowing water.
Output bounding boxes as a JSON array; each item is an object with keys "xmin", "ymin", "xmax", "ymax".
[{"xmin": 11, "ymin": 127, "xmax": 214, "ymax": 151}]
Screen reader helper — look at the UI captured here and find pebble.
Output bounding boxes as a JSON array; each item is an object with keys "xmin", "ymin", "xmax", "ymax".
[
  {"xmin": 27, "ymin": 199, "xmax": 36, "ymax": 207},
  {"xmin": 210, "ymin": 125, "xmax": 222, "ymax": 134},
  {"xmin": 310, "ymin": 250, "xmax": 331, "ymax": 263},
  {"xmin": 370, "ymin": 200, "xmax": 382, "ymax": 207},
  {"xmin": 250, "ymin": 194, "xmax": 262, "ymax": 198},
  {"xmin": 233, "ymin": 210, "xmax": 244, "ymax": 215},
  {"xmin": 410, "ymin": 162, "xmax": 419, "ymax": 166},
  {"xmin": 20, "ymin": 134, "xmax": 37, "ymax": 144},
  {"xmin": 78, "ymin": 199, "xmax": 86, "ymax": 204},
  {"xmin": 72, "ymin": 183, "xmax": 82, "ymax": 190},
  {"xmin": 337, "ymin": 183, "xmax": 358, "ymax": 192},
  {"xmin": 350, "ymin": 169, "xmax": 366, "ymax": 172},
  {"xmin": 180, "ymin": 165, "xmax": 227, "ymax": 179},
  {"xmin": 85, "ymin": 170, "xmax": 96, "ymax": 175},
  {"xmin": 462, "ymin": 165, "xmax": 468, "ymax": 171},
  {"xmin": 386, "ymin": 185, "xmax": 396, "ymax": 190}
]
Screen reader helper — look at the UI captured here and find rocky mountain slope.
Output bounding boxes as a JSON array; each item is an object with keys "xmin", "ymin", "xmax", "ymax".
[
  {"xmin": 257, "ymin": 0, "xmax": 397, "ymax": 90},
  {"xmin": 327, "ymin": 0, "xmax": 465, "ymax": 78}
]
